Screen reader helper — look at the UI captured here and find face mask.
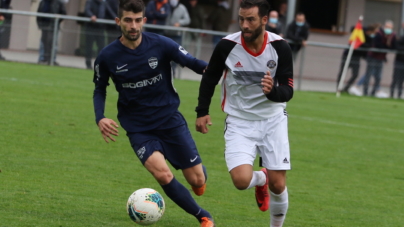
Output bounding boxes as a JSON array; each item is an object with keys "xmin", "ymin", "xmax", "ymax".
[
  {"xmin": 384, "ymin": 28, "xmax": 392, "ymax": 35},
  {"xmin": 170, "ymin": 0, "xmax": 178, "ymax": 7},
  {"xmin": 269, "ymin": 18, "xmax": 278, "ymax": 24},
  {"xmin": 369, "ymin": 34, "xmax": 375, "ymax": 38},
  {"xmin": 296, "ymin": 22, "xmax": 304, "ymax": 27}
]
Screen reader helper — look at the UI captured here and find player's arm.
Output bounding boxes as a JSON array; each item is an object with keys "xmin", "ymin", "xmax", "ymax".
[
  {"xmin": 93, "ymin": 57, "xmax": 119, "ymax": 143},
  {"xmin": 264, "ymin": 40, "xmax": 294, "ymax": 102},
  {"xmin": 195, "ymin": 39, "xmax": 235, "ymax": 133}
]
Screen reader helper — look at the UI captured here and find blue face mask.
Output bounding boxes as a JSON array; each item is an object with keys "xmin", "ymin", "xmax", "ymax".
[
  {"xmin": 384, "ymin": 28, "xmax": 392, "ymax": 35},
  {"xmin": 269, "ymin": 18, "xmax": 278, "ymax": 24},
  {"xmin": 296, "ymin": 22, "xmax": 304, "ymax": 27}
]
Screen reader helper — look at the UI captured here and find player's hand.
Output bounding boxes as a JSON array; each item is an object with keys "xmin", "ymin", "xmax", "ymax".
[
  {"xmin": 98, "ymin": 118, "xmax": 119, "ymax": 143},
  {"xmin": 196, "ymin": 115, "xmax": 212, "ymax": 134},
  {"xmin": 261, "ymin": 71, "xmax": 273, "ymax": 94}
]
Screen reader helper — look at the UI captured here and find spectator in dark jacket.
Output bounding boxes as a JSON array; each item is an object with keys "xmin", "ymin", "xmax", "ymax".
[
  {"xmin": 336, "ymin": 24, "xmax": 379, "ymax": 93},
  {"xmin": 36, "ymin": 0, "xmax": 66, "ymax": 65},
  {"xmin": 105, "ymin": 0, "xmax": 120, "ymax": 44},
  {"xmin": 363, "ymin": 20, "xmax": 397, "ymax": 96},
  {"xmin": 188, "ymin": 0, "xmax": 204, "ymax": 40},
  {"xmin": 265, "ymin": 10, "xmax": 283, "ymax": 36},
  {"xmin": 286, "ymin": 12, "xmax": 309, "ymax": 60},
  {"xmin": 145, "ymin": 0, "xmax": 170, "ymax": 35},
  {"xmin": 0, "ymin": 0, "xmax": 11, "ymax": 60},
  {"xmin": 390, "ymin": 22, "xmax": 404, "ymax": 99},
  {"xmin": 84, "ymin": 0, "xmax": 107, "ymax": 69},
  {"xmin": 207, "ymin": 0, "xmax": 230, "ymax": 46}
]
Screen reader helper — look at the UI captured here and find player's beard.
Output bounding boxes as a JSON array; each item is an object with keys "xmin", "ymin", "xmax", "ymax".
[
  {"xmin": 122, "ymin": 27, "xmax": 142, "ymax": 41},
  {"xmin": 241, "ymin": 25, "xmax": 263, "ymax": 43}
]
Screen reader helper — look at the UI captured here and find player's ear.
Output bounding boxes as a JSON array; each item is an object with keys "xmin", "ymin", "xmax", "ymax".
[
  {"xmin": 115, "ymin": 17, "xmax": 120, "ymax": 26},
  {"xmin": 262, "ymin": 15, "xmax": 268, "ymax": 25},
  {"xmin": 143, "ymin": 17, "xmax": 147, "ymax": 24}
]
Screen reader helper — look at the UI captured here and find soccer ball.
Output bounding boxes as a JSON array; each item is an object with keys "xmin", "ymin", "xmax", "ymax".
[{"xmin": 127, "ymin": 188, "xmax": 165, "ymax": 225}]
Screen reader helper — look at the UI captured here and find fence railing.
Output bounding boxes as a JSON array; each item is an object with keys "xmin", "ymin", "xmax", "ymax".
[{"xmin": 1, "ymin": 8, "xmax": 401, "ymax": 91}]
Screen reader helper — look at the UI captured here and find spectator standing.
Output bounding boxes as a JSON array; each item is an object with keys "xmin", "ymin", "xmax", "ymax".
[
  {"xmin": 207, "ymin": 0, "xmax": 230, "ymax": 47},
  {"xmin": 84, "ymin": 0, "xmax": 107, "ymax": 69},
  {"xmin": 363, "ymin": 20, "xmax": 396, "ymax": 96},
  {"xmin": 277, "ymin": 1, "xmax": 287, "ymax": 35},
  {"xmin": 164, "ymin": 0, "xmax": 190, "ymax": 45},
  {"xmin": 36, "ymin": 0, "xmax": 66, "ymax": 65},
  {"xmin": 105, "ymin": 0, "xmax": 120, "ymax": 44},
  {"xmin": 337, "ymin": 24, "xmax": 379, "ymax": 94},
  {"xmin": 0, "ymin": 0, "xmax": 11, "ymax": 61},
  {"xmin": 145, "ymin": 0, "xmax": 170, "ymax": 35},
  {"xmin": 285, "ymin": 12, "xmax": 309, "ymax": 60},
  {"xmin": 390, "ymin": 22, "xmax": 404, "ymax": 99},
  {"xmin": 188, "ymin": 0, "xmax": 205, "ymax": 40},
  {"xmin": 265, "ymin": 10, "xmax": 283, "ymax": 36}
]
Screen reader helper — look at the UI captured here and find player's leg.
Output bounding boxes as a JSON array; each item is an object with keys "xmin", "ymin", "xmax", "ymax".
[
  {"xmin": 182, "ymin": 163, "xmax": 207, "ymax": 196},
  {"xmin": 259, "ymin": 111, "xmax": 290, "ymax": 227},
  {"xmin": 224, "ymin": 116, "xmax": 268, "ymax": 211}
]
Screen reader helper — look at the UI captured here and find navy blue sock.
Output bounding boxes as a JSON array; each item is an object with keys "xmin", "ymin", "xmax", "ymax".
[{"xmin": 161, "ymin": 178, "xmax": 212, "ymax": 222}]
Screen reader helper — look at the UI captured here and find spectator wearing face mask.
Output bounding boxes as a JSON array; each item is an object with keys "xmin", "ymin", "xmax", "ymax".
[
  {"xmin": 363, "ymin": 20, "xmax": 397, "ymax": 97},
  {"xmin": 164, "ymin": 0, "xmax": 189, "ymax": 45},
  {"xmin": 265, "ymin": 10, "xmax": 283, "ymax": 37},
  {"xmin": 285, "ymin": 12, "xmax": 309, "ymax": 60},
  {"xmin": 145, "ymin": 0, "xmax": 171, "ymax": 35}
]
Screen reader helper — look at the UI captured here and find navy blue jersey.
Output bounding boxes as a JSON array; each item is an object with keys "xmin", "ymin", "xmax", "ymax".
[{"xmin": 93, "ymin": 32, "xmax": 207, "ymax": 133}]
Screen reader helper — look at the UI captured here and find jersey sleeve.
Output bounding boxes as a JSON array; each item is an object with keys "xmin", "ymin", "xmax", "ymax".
[
  {"xmin": 93, "ymin": 55, "xmax": 110, "ymax": 124},
  {"xmin": 266, "ymin": 40, "xmax": 294, "ymax": 102},
  {"xmin": 164, "ymin": 37, "xmax": 207, "ymax": 74},
  {"xmin": 195, "ymin": 39, "xmax": 236, "ymax": 117}
]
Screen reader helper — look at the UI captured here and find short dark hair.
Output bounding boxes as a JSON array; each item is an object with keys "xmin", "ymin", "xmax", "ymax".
[
  {"xmin": 118, "ymin": 0, "xmax": 145, "ymax": 18},
  {"xmin": 239, "ymin": 0, "xmax": 270, "ymax": 18}
]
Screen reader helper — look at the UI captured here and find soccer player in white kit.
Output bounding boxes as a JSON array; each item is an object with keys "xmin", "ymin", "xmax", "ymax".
[{"xmin": 195, "ymin": 0, "xmax": 293, "ymax": 226}]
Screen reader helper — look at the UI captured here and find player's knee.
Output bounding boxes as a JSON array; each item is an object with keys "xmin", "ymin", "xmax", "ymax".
[
  {"xmin": 232, "ymin": 179, "xmax": 250, "ymax": 190},
  {"xmin": 269, "ymin": 181, "xmax": 286, "ymax": 194},
  {"xmin": 152, "ymin": 168, "xmax": 173, "ymax": 185}
]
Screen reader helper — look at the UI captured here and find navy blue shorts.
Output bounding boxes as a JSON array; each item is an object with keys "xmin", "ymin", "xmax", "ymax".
[{"xmin": 127, "ymin": 115, "xmax": 202, "ymax": 170}]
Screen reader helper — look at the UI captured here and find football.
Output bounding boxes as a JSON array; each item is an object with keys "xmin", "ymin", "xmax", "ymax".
[{"xmin": 127, "ymin": 188, "xmax": 165, "ymax": 225}]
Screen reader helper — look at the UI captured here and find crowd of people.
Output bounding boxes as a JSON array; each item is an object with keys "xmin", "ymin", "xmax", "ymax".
[{"xmin": 336, "ymin": 20, "xmax": 404, "ymax": 99}]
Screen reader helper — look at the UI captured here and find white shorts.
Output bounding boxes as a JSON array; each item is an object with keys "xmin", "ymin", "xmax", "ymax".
[{"xmin": 224, "ymin": 111, "xmax": 291, "ymax": 171}]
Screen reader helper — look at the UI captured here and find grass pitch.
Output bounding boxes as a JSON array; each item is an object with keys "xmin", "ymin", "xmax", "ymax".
[{"xmin": 0, "ymin": 61, "xmax": 403, "ymax": 227}]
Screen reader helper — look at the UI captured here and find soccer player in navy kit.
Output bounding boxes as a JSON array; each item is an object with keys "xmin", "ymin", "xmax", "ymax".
[
  {"xmin": 92, "ymin": 0, "xmax": 215, "ymax": 226},
  {"xmin": 195, "ymin": 0, "xmax": 293, "ymax": 226}
]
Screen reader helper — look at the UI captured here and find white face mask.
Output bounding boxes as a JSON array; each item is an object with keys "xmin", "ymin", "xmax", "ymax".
[{"xmin": 170, "ymin": 0, "xmax": 178, "ymax": 7}]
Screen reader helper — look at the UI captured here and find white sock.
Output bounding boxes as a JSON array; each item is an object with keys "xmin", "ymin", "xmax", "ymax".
[
  {"xmin": 247, "ymin": 170, "xmax": 266, "ymax": 189},
  {"xmin": 270, "ymin": 187, "xmax": 289, "ymax": 227}
]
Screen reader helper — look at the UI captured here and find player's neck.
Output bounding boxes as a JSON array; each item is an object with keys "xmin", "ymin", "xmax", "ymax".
[
  {"xmin": 244, "ymin": 32, "xmax": 265, "ymax": 54},
  {"xmin": 120, "ymin": 35, "xmax": 142, "ymax": 50}
]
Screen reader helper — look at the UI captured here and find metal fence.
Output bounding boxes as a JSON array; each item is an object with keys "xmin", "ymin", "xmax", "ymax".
[{"xmin": 0, "ymin": 9, "xmax": 401, "ymax": 93}]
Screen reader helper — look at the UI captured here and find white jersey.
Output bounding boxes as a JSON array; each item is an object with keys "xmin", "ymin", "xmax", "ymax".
[{"xmin": 196, "ymin": 31, "xmax": 294, "ymax": 120}]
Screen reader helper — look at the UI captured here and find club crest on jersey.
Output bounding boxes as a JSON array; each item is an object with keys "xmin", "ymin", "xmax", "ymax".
[
  {"xmin": 267, "ymin": 60, "xmax": 277, "ymax": 69},
  {"xmin": 179, "ymin": 46, "xmax": 188, "ymax": 55},
  {"xmin": 148, "ymin": 57, "xmax": 158, "ymax": 69}
]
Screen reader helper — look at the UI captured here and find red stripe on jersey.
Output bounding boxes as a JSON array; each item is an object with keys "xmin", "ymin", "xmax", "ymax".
[
  {"xmin": 241, "ymin": 32, "xmax": 268, "ymax": 57},
  {"xmin": 221, "ymin": 69, "xmax": 228, "ymax": 111}
]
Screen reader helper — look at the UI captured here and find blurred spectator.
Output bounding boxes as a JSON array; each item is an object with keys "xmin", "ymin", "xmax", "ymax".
[
  {"xmin": 36, "ymin": 0, "xmax": 66, "ymax": 65},
  {"xmin": 336, "ymin": 24, "xmax": 379, "ymax": 94},
  {"xmin": 145, "ymin": 0, "xmax": 170, "ymax": 35},
  {"xmin": 265, "ymin": 10, "xmax": 283, "ymax": 36},
  {"xmin": 84, "ymin": 0, "xmax": 107, "ymax": 69},
  {"xmin": 188, "ymin": 0, "xmax": 205, "ymax": 40},
  {"xmin": 390, "ymin": 22, "xmax": 404, "ymax": 99},
  {"xmin": 278, "ymin": 1, "xmax": 287, "ymax": 35},
  {"xmin": 105, "ymin": 0, "xmax": 120, "ymax": 44},
  {"xmin": 0, "ymin": 0, "xmax": 11, "ymax": 61},
  {"xmin": 164, "ymin": 0, "xmax": 189, "ymax": 45},
  {"xmin": 363, "ymin": 20, "xmax": 396, "ymax": 97},
  {"xmin": 286, "ymin": 12, "xmax": 309, "ymax": 60},
  {"xmin": 37, "ymin": 0, "xmax": 68, "ymax": 65},
  {"xmin": 164, "ymin": 0, "xmax": 190, "ymax": 78},
  {"xmin": 207, "ymin": 0, "xmax": 230, "ymax": 46}
]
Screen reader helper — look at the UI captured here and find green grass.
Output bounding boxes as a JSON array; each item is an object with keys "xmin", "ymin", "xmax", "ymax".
[{"xmin": 1, "ymin": 61, "xmax": 403, "ymax": 227}]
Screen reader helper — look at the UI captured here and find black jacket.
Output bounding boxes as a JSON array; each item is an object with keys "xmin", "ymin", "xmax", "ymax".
[
  {"xmin": 85, "ymin": 0, "xmax": 107, "ymax": 28},
  {"xmin": 286, "ymin": 21, "xmax": 310, "ymax": 52},
  {"xmin": 0, "ymin": 0, "xmax": 12, "ymax": 20},
  {"xmin": 36, "ymin": 0, "xmax": 66, "ymax": 30},
  {"xmin": 395, "ymin": 36, "xmax": 404, "ymax": 62}
]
